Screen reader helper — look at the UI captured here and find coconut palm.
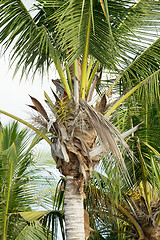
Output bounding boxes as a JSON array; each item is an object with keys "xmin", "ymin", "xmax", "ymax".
[
  {"xmin": 1, "ymin": 1, "xmax": 160, "ymax": 239},
  {"xmin": 0, "ymin": 121, "xmax": 43, "ymax": 239},
  {"xmin": 0, "ymin": 121, "xmax": 62, "ymax": 240},
  {"xmin": 0, "ymin": 121, "xmax": 33, "ymax": 239},
  {"xmin": 85, "ymin": 136, "xmax": 160, "ymax": 240}
]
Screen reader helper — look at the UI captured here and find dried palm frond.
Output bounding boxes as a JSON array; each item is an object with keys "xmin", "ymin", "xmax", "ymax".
[
  {"xmin": 80, "ymin": 100, "xmax": 130, "ymax": 158},
  {"xmin": 96, "ymin": 93, "xmax": 107, "ymax": 114},
  {"xmin": 52, "ymin": 79, "xmax": 65, "ymax": 95},
  {"xmin": 121, "ymin": 122, "xmax": 143, "ymax": 140},
  {"xmin": 28, "ymin": 92, "xmax": 138, "ymax": 184},
  {"xmin": 29, "ymin": 95, "xmax": 49, "ymax": 122},
  {"xmin": 50, "ymin": 87, "xmax": 60, "ymax": 102}
]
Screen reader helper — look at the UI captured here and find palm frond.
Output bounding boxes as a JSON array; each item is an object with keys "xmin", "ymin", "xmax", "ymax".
[
  {"xmin": 0, "ymin": 109, "xmax": 51, "ymax": 144},
  {"xmin": 105, "ymin": 68, "xmax": 160, "ymax": 118},
  {"xmin": 0, "ymin": 122, "xmax": 36, "ymax": 238},
  {"xmin": 85, "ymin": 137, "xmax": 160, "ymax": 239},
  {"xmin": 0, "ymin": 121, "xmax": 60, "ymax": 239},
  {"xmin": 15, "ymin": 222, "xmax": 52, "ymax": 240},
  {"xmin": 80, "ymin": 100, "xmax": 134, "ymax": 185},
  {"xmin": 0, "ymin": 0, "xmax": 72, "ymax": 96},
  {"xmin": 43, "ymin": 0, "xmax": 160, "ymax": 68}
]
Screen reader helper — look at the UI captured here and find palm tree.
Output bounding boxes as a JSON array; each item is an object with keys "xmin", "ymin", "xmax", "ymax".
[
  {"xmin": 85, "ymin": 137, "xmax": 160, "ymax": 240},
  {"xmin": 0, "ymin": 121, "xmax": 63, "ymax": 240},
  {"xmin": 0, "ymin": 121, "xmax": 41, "ymax": 239},
  {"xmin": 0, "ymin": 121, "xmax": 32, "ymax": 239},
  {"xmin": 1, "ymin": 1, "xmax": 160, "ymax": 239}
]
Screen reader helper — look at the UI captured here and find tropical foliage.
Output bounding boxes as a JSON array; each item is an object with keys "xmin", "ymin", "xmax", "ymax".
[
  {"xmin": 0, "ymin": 121, "xmax": 61, "ymax": 240},
  {"xmin": 0, "ymin": 0, "xmax": 160, "ymax": 239},
  {"xmin": 85, "ymin": 138, "xmax": 160, "ymax": 239},
  {"xmin": 0, "ymin": 121, "xmax": 34, "ymax": 239}
]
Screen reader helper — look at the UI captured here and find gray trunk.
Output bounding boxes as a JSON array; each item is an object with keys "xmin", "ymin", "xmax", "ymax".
[{"xmin": 64, "ymin": 177, "xmax": 85, "ymax": 240}]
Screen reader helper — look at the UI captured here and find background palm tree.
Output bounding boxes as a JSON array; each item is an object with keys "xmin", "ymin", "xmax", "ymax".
[
  {"xmin": 0, "ymin": 121, "xmax": 60, "ymax": 240},
  {"xmin": 0, "ymin": 121, "xmax": 37, "ymax": 239},
  {"xmin": 0, "ymin": 0, "xmax": 160, "ymax": 239},
  {"xmin": 85, "ymin": 137, "xmax": 160, "ymax": 240}
]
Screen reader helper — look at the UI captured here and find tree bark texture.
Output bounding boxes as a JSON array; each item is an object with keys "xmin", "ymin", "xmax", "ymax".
[
  {"xmin": 142, "ymin": 225, "xmax": 160, "ymax": 240},
  {"xmin": 64, "ymin": 177, "xmax": 85, "ymax": 240}
]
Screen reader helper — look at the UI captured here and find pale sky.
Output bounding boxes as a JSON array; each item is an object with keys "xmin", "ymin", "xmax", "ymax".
[
  {"xmin": 0, "ymin": 0, "xmax": 56, "ymax": 125},
  {"xmin": 0, "ymin": 0, "xmax": 59, "ymax": 129},
  {"xmin": 0, "ymin": 0, "xmax": 59, "ymax": 156},
  {"xmin": 0, "ymin": 53, "xmax": 58, "ymax": 125}
]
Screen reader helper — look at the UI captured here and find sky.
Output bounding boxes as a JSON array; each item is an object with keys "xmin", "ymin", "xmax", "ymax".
[
  {"xmin": 0, "ymin": 0, "xmax": 59, "ymax": 156},
  {"xmin": 0, "ymin": 51, "xmax": 59, "ymax": 154},
  {"xmin": 0, "ymin": 54, "xmax": 57, "ymax": 125},
  {"xmin": 0, "ymin": 0, "xmax": 57, "ymax": 126}
]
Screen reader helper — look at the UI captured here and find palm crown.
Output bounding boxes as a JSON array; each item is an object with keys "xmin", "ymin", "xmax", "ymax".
[{"xmin": 0, "ymin": 0, "xmax": 160, "ymax": 239}]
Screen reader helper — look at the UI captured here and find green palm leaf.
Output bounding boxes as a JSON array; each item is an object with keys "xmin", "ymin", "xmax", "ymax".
[
  {"xmin": 15, "ymin": 222, "xmax": 52, "ymax": 240},
  {"xmin": 0, "ymin": 121, "xmax": 59, "ymax": 239},
  {"xmin": 0, "ymin": 122, "xmax": 35, "ymax": 238}
]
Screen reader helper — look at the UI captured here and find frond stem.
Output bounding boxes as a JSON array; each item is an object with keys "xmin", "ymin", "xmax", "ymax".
[
  {"xmin": 105, "ymin": 69, "xmax": 160, "ymax": 118},
  {"xmin": 3, "ymin": 158, "xmax": 12, "ymax": 240},
  {"xmin": 80, "ymin": 10, "xmax": 91, "ymax": 99},
  {"xmin": 137, "ymin": 137, "xmax": 151, "ymax": 213},
  {"xmin": 117, "ymin": 205, "xmax": 144, "ymax": 239},
  {"xmin": 0, "ymin": 110, "xmax": 51, "ymax": 145},
  {"xmin": 52, "ymin": 57, "xmax": 71, "ymax": 99},
  {"xmin": 86, "ymin": 60, "xmax": 100, "ymax": 96}
]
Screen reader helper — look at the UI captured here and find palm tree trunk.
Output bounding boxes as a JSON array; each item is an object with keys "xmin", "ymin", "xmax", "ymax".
[
  {"xmin": 64, "ymin": 177, "xmax": 85, "ymax": 240},
  {"xmin": 142, "ymin": 226, "xmax": 160, "ymax": 240}
]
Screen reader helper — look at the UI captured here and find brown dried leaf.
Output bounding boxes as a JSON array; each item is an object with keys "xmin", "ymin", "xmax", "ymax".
[
  {"xmin": 29, "ymin": 95, "xmax": 49, "ymax": 121},
  {"xmin": 97, "ymin": 94, "xmax": 107, "ymax": 114},
  {"xmin": 80, "ymin": 100, "xmax": 129, "ymax": 172},
  {"xmin": 52, "ymin": 79, "xmax": 64, "ymax": 94},
  {"xmin": 27, "ymin": 105, "xmax": 38, "ymax": 111},
  {"xmin": 121, "ymin": 122, "xmax": 143, "ymax": 139},
  {"xmin": 50, "ymin": 87, "xmax": 60, "ymax": 102},
  {"xmin": 87, "ymin": 73, "xmax": 99, "ymax": 102},
  {"xmin": 84, "ymin": 209, "xmax": 92, "ymax": 239}
]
